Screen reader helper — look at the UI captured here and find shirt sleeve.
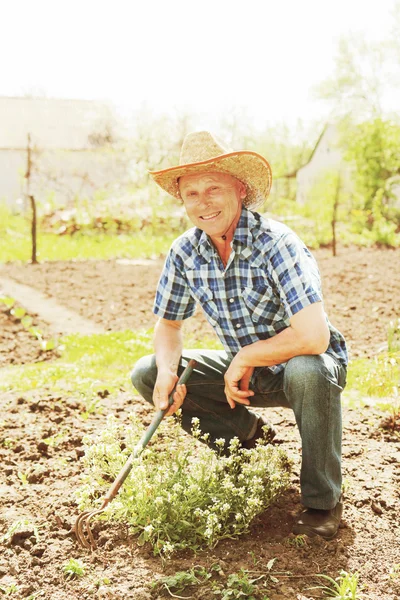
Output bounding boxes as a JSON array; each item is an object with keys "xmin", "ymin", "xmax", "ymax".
[
  {"xmin": 153, "ymin": 249, "xmax": 197, "ymax": 321},
  {"xmin": 268, "ymin": 232, "xmax": 323, "ymax": 318}
]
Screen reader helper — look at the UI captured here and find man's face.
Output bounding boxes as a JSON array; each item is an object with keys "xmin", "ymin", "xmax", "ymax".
[{"xmin": 178, "ymin": 172, "xmax": 246, "ymax": 238}]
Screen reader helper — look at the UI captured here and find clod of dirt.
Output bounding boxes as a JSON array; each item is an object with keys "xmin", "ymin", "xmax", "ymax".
[
  {"xmin": 37, "ymin": 441, "xmax": 50, "ymax": 454},
  {"xmin": 27, "ymin": 468, "xmax": 50, "ymax": 484},
  {"xmin": 371, "ymin": 500, "xmax": 384, "ymax": 515},
  {"xmin": 9, "ymin": 528, "xmax": 35, "ymax": 547}
]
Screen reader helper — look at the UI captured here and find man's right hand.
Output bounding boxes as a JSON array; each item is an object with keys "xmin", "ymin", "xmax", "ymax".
[{"xmin": 153, "ymin": 370, "xmax": 187, "ymax": 417}]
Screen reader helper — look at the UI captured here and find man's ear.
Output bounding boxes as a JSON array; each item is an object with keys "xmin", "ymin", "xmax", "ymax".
[{"xmin": 238, "ymin": 181, "xmax": 247, "ymax": 200}]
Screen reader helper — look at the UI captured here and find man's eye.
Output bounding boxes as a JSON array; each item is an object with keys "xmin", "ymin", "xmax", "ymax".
[{"xmin": 209, "ymin": 186, "xmax": 219, "ymax": 192}]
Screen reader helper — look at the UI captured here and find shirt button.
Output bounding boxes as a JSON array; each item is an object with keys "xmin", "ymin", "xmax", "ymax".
[
  {"xmin": 229, "ymin": 298, "xmax": 234, "ymax": 303},
  {"xmin": 236, "ymin": 323, "xmax": 241, "ymax": 329}
]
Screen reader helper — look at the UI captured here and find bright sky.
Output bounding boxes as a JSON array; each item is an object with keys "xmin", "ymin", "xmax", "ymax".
[{"xmin": 1, "ymin": 0, "xmax": 398, "ymax": 130}]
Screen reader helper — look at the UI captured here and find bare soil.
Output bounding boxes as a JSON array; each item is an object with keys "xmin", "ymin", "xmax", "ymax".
[
  {"xmin": 2, "ymin": 246, "xmax": 400, "ymax": 360},
  {"xmin": 0, "ymin": 245, "xmax": 400, "ymax": 599}
]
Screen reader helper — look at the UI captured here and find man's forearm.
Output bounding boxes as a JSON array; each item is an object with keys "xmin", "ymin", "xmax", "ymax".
[
  {"xmin": 154, "ymin": 318, "xmax": 183, "ymax": 375},
  {"xmin": 235, "ymin": 324, "xmax": 328, "ymax": 369}
]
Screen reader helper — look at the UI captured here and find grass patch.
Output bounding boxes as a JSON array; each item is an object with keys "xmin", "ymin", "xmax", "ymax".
[
  {"xmin": 0, "ymin": 230, "xmax": 177, "ymax": 262},
  {"xmin": 347, "ymin": 352, "xmax": 400, "ymax": 398},
  {"xmin": 0, "ymin": 329, "xmax": 222, "ymax": 398}
]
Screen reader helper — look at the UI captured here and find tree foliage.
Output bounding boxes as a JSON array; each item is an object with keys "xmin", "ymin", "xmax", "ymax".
[
  {"xmin": 343, "ymin": 118, "xmax": 400, "ymax": 212},
  {"xmin": 341, "ymin": 117, "xmax": 400, "ymax": 245}
]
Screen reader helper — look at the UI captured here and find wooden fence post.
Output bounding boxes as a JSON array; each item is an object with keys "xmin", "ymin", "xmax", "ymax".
[{"xmin": 25, "ymin": 133, "xmax": 38, "ymax": 264}]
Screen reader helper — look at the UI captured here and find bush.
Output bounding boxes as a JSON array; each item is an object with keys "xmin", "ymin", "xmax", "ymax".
[{"xmin": 77, "ymin": 415, "xmax": 291, "ymax": 557}]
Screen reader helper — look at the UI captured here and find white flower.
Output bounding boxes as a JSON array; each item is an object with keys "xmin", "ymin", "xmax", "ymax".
[{"xmin": 162, "ymin": 541, "xmax": 175, "ymax": 557}]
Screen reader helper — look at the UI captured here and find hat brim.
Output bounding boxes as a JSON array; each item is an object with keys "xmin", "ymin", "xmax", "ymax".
[{"xmin": 149, "ymin": 151, "xmax": 272, "ymax": 209}]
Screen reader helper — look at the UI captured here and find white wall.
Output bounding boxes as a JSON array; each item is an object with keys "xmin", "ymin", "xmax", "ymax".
[{"xmin": 296, "ymin": 125, "xmax": 348, "ymax": 204}]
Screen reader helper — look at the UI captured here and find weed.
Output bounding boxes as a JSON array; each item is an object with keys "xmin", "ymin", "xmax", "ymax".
[
  {"xmin": 0, "ymin": 518, "xmax": 40, "ymax": 544},
  {"xmin": 17, "ymin": 471, "xmax": 29, "ymax": 486},
  {"xmin": 310, "ymin": 570, "xmax": 364, "ymax": 599},
  {"xmin": 388, "ymin": 319, "xmax": 400, "ymax": 353},
  {"xmin": 63, "ymin": 558, "xmax": 86, "ymax": 579},
  {"xmin": 0, "ymin": 296, "xmax": 15, "ymax": 310},
  {"xmin": 2, "ymin": 438, "xmax": 15, "ymax": 449},
  {"xmin": 42, "ymin": 432, "xmax": 66, "ymax": 448},
  {"xmin": 389, "ymin": 563, "xmax": 400, "ymax": 579},
  {"xmin": 347, "ymin": 352, "xmax": 399, "ymax": 399},
  {"xmin": 153, "ymin": 566, "xmax": 270, "ymax": 600},
  {"xmin": 80, "ymin": 396, "xmax": 103, "ymax": 421},
  {"xmin": 0, "ymin": 583, "xmax": 19, "ymax": 595},
  {"xmin": 213, "ymin": 569, "xmax": 267, "ymax": 600},
  {"xmin": 285, "ymin": 534, "xmax": 306, "ymax": 548},
  {"xmin": 1, "ymin": 296, "xmax": 58, "ymax": 353},
  {"xmin": 152, "ymin": 564, "xmax": 217, "ymax": 596},
  {"xmin": 77, "ymin": 416, "xmax": 291, "ymax": 557}
]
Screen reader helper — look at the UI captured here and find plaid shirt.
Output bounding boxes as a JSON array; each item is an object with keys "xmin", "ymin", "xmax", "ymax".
[{"xmin": 154, "ymin": 208, "xmax": 348, "ymax": 374}]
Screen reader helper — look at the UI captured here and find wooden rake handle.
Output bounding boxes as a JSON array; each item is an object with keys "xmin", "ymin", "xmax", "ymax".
[{"xmin": 100, "ymin": 359, "xmax": 197, "ymax": 507}]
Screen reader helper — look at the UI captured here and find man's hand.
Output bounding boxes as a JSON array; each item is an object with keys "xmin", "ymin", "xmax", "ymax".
[
  {"xmin": 224, "ymin": 359, "xmax": 255, "ymax": 409},
  {"xmin": 153, "ymin": 370, "xmax": 187, "ymax": 417}
]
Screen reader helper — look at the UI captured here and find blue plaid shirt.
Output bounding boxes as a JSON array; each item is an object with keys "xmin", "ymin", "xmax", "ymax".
[{"xmin": 154, "ymin": 208, "xmax": 348, "ymax": 374}]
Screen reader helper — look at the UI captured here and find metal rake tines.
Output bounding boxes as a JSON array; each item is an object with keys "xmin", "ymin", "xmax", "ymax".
[
  {"xmin": 74, "ymin": 504, "xmax": 108, "ymax": 550},
  {"xmin": 74, "ymin": 359, "xmax": 197, "ymax": 550}
]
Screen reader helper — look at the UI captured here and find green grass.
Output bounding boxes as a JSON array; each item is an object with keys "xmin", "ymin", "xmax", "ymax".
[
  {"xmin": 0, "ymin": 229, "xmax": 177, "ymax": 262},
  {"xmin": 346, "ymin": 352, "xmax": 399, "ymax": 399},
  {"xmin": 0, "ymin": 329, "xmax": 222, "ymax": 398}
]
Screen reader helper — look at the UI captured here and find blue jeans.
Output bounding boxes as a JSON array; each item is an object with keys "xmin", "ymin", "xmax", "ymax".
[{"xmin": 131, "ymin": 350, "xmax": 347, "ymax": 510}]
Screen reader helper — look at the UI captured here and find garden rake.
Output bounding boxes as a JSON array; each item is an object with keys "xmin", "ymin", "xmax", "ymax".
[{"xmin": 74, "ymin": 359, "xmax": 197, "ymax": 550}]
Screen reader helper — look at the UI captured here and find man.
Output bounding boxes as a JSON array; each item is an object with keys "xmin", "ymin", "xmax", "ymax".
[{"xmin": 131, "ymin": 131, "xmax": 348, "ymax": 540}]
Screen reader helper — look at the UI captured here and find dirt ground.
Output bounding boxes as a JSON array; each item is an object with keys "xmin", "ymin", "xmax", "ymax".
[
  {"xmin": 2, "ymin": 245, "xmax": 400, "ymax": 360},
  {"xmin": 0, "ymin": 245, "xmax": 400, "ymax": 599}
]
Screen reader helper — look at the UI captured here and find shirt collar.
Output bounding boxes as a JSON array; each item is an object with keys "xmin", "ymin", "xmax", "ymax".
[{"xmin": 196, "ymin": 207, "xmax": 258, "ymax": 262}]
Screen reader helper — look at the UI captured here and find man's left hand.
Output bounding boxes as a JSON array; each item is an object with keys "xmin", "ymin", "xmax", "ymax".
[{"xmin": 224, "ymin": 359, "xmax": 255, "ymax": 409}]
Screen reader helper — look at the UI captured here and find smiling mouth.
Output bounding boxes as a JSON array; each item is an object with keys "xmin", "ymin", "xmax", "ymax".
[{"xmin": 200, "ymin": 211, "xmax": 221, "ymax": 221}]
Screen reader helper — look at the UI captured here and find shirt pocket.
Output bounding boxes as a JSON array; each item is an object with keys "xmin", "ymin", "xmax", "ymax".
[
  {"xmin": 242, "ymin": 284, "xmax": 283, "ymax": 324},
  {"xmin": 190, "ymin": 286, "xmax": 220, "ymax": 327}
]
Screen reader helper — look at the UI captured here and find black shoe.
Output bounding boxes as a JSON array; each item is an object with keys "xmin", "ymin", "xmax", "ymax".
[
  {"xmin": 293, "ymin": 497, "xmax": 343, "ymax": 540},
  {"xmin": 241, "ymin": 416, "xmax": 276, "ymax": 450}
]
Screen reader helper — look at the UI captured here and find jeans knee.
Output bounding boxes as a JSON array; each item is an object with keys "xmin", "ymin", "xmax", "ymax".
[
  {"xmin": 131, "ymin": 354, "xmax": 156, "ymax": 400},
  {"xmin": 284, "ymin": 355, "xmax": 326, "ymax": 397}
]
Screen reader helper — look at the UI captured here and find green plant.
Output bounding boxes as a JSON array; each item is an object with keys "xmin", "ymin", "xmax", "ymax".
[
  {"xmin": 0, "ymin": 583, "xmax": 19, "ymax": 595},
  {"xmin": 77, "ymin": 416, "xmax": 291, "ymax": 557},
  {"xmin": 0, "ymin": 518, "xmax": 40, "ymax": 544},
  {"xmin": 152, "ymin": 564, "xmax": 218, "ymax": 596},
  {"xmin": 1, "ymin": 296, "xmax": 59, "ymax": 353},
  {"xmin": 347, "ymin": 352, "xmax": 400, "ymax": 398},
  {"xmin": 0, "ymin": 297, "xmax": 15, "ymax": 310},
  {"xmin": 17, "ymin": 471, "xmax": 29, "ymax": 486},
  {"xmin": 389, "ymin": 563, "xmax": 400, "ymax": 579},
  {"xmin": 62, "ymin": 558, "xmax": 86, "ymax": 579},
  {"xmin": 285, "ymin": 534, "xmax": 306, "ymax": 548},
  {"xmin": 42, "ymin": 431, "xmax": 66, "ymax": 447},
  {"xmin": 388, "ymin": 318, "xmax": 400, "ymax": 353},
  {"xmin": 310, "ymin": 570, "xmax": 364, "ymax": 599},
  {"xmin": 213, "ymin": 569, "xmax": 266, "ymax": 600}
]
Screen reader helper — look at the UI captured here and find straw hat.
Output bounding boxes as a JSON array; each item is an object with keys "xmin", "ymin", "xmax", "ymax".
[{"xmin": 149, "ymin": 131, "xmax": 272, "ymax": 209}]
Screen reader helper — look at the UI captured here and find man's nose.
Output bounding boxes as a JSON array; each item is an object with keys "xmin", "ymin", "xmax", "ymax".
[{"xmin": 198, "ymin": 191, "xmax": 210, "ymax": 207}]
